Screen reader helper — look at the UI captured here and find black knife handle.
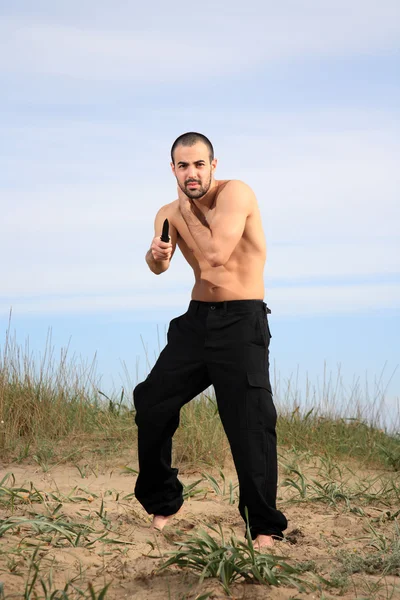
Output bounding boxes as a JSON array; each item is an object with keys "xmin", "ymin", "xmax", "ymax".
[{"xmin": 160, "ymin": 218, "xmax": 170, "ymax": 242}]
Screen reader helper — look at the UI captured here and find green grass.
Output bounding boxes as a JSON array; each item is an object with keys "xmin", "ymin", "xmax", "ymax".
[
  {"xmin": 159, "ymin": 523, "xmax": 319, "ymax": 595},
  {"xmin": 277, "ymin": 409, "xmax": 400, "ymax": 470},
  {"xmin": 0, "ymin": 325, "xmax": 399, "ymax": 471},
  {"xmin": 280, "ymin": 460, "xmax": 400, "ymax": 510},
  {"xmin": 0, "ymin": 327, "xmax": 136, "ymax": 462},
  {"xmin": 11, "ymin": 547, "xmax": 111, "ymax": 599},
  {"xmin": 336, "ymin": 521, "xmax": 400, "ymax": 577}
]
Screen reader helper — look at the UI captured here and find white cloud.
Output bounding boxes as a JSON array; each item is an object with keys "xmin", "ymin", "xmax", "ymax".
[
  {"xmin": 1, "ymin": 0, "xmax": 399, "ymax": 320},
  {"xmin": 1, "ymin": 109, "xmax": 399, "ymax": 314},
  {"xmin": 266, "ymin": 241, "xmax": 400, "ymax": 281},
  {"xmin": 2, "ymin": 113, "xmax": 399, "ymax": 238},
  {"xmin": 1, "ymin": 1, "xmax": 399, "ymax": 82}
]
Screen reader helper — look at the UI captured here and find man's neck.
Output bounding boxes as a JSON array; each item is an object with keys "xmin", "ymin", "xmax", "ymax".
[{"xmin": 193, "ymin": 179, "xmax": 220, "ymax": 211}]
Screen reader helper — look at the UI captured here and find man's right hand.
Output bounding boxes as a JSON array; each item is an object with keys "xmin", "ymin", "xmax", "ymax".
[{"xmin": 151, "ymin": 235, "xmax": 172, "ymax": 262}]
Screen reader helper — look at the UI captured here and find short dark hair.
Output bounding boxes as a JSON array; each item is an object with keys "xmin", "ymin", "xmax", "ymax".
[{"xmin": 171, "ymin": 132, "xmax": 214, "ymax": 163}]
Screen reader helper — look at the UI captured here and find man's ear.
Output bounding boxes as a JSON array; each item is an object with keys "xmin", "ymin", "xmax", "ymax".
[
  {"xmin": 211, "ymin": 159, "xmax": 218, "ymax": 171},
  {"xmin": 170, "ymin": 161, "xmax": 176, "ymax": 175}
]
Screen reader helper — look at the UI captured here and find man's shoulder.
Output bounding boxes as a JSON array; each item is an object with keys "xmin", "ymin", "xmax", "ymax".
[
  {"xmin": 217, "ymin": 180, "xmax": 256, "ymax": 210},
  {"xmin": 217, "ymin": 179, "xmax": 254, "ymax": 196},
  {"xmin": 157, "ymin": 199, "xmax": 179, "ymax": 217}
]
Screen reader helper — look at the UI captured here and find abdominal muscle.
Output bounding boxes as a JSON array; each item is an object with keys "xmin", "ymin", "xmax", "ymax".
[
  {"xmin": 191, "ymin": 274, "xmax": 265, "ymax": 302},
  {"xmin": 177, "ymin": 240, "xmax": 266, "ymax": 302}
]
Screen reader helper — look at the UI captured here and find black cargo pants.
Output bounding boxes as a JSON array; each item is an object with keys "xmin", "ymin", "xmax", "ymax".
[{"xmin": 133, "ymin": 299, "xmax": 288, "ymax": 539}]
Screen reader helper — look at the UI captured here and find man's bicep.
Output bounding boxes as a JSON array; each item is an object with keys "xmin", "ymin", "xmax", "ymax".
[{"xmin": 211, "ymin": 183, "xmax": 251, "ymax": 246}]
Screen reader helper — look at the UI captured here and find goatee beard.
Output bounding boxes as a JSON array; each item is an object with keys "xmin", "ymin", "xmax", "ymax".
[
  {"xmin": 183, "ymin": 186, "xmax": 206, "ymax": 200},
  {"xmin": 180, "ymin": 173, "xmax": 212, "ymax": 200}
]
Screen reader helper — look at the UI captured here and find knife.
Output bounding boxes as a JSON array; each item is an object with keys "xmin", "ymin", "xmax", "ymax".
[{"xmin": 160, "ymin": 218, "xmax": 170, "ymax": 242}]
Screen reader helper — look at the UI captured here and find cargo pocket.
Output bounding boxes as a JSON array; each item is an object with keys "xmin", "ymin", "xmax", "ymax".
[{"xmin": 246, "ymin": 372, "xmax": 276, "ymax": 430}]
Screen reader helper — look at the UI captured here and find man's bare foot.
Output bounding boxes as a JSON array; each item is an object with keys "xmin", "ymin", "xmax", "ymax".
[
  {"xmin": 254, "ymin": 534, "xmax": 274, "ymax": 550},
  {"xmin": 151, "ymin": 513, "xmax": 177, "ymax": 531}
]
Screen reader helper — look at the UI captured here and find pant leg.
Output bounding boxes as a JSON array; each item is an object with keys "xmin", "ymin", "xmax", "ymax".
[
  {"xmin": 204, "ymin": 301, "xmax": 288, "ymax": 539},
  {"xmin": 134, "ymin": 308, "xmax": 210, "ymax": 516}
]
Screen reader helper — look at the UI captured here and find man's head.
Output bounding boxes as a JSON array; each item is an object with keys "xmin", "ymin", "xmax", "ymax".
[
  {"xmin": 171, "ymin": 132, "xmax": 217, "ymax": 200},
  {"xmin": 171, "ymin": 132, "xmax": 214, "ymax": 164}
]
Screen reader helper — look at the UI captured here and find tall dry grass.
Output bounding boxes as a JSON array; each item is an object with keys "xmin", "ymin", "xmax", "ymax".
[
  {"xmin": 0, "ymin": 323, "xmax": 399, "ymax": 470},
  {"xmin": 273, "ymin": 362, "xmax": 400, "ymax": 467},
  {"xmin": 0, "ymin": 325, "xmax": 136, "ymax": 460}
]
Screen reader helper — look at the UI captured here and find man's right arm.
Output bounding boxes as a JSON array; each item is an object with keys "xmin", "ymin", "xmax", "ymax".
[{"xmin": 146, "ymin": 207, "xmax": 177, "ymax": 275}]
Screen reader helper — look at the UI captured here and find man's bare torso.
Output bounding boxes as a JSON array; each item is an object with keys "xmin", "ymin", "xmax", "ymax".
[{"xmin": 166, "ymin": 180, "xmax": 267, "ymax": 302}]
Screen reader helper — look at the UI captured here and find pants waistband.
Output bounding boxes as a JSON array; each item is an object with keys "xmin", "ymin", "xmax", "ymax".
[{"xmin": 188, "ymin": 299, "xmax": 271, "ymax": 315}]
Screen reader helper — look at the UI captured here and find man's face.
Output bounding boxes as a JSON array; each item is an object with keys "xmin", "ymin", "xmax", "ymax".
[{"xmin": 171, "ymin": 142, "xmax": 217, "ymax": 200}]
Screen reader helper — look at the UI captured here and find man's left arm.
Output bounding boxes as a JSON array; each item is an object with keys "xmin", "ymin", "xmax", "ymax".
[{"xmin": 179, "ymin": 180, "xmax": 252, "ymax": 267}]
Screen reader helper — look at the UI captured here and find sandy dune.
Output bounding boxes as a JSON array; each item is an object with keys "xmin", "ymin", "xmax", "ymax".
[{"xmin": 0, "ymin": 454, "xmax": 399, "ymax": 599}]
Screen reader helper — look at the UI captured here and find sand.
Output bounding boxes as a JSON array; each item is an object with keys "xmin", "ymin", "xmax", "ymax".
[{"xmin": 0, "ymin": 453, "xmax": 399, "ymax": 599}]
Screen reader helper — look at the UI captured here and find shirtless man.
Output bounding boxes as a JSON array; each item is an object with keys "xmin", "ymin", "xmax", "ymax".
[{"xmin": 133, "ymin": 132, "xmax": 287, "ymax": 548}]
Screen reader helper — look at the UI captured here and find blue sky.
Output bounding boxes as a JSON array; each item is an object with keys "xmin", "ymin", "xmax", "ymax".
[{"xmin": 1, "ymin": 1, "xmax": 399, "ymax": 427}]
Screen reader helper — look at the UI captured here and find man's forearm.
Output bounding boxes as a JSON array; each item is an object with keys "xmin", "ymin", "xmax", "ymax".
[
  {"xmin": 180, "ymin": 207, "xmax": 220, "ymax": 267},
  {"xmin": 145, "ymin": 249, "xmax": 169, "ymax": 274}
]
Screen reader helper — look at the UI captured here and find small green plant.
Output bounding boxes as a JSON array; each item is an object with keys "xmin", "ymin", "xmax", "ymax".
[
  {"xmin": 74, "ymin": 463, "xmax": 98, "ymax": 479},
  {"xmin": 22, "ymin": 548, "xmax": 111, "ymax": 599},
  {"xmin": 337, "ymin": 549, "xmax": 400, "ymax": 577},
  {"xmin": 16, "ymin": 441, "xmax": 32, "ymax": 463},
  {"xmin": 379, "ymin": 441, "xmax": 400, "ymax": 471},
  {"xmin": 0, "ymin": 515, "xmax": 96, "ymax": 547},
  {"xmin": 98, "ymin": 387, "xmax": 129, "ymax": 416},
  {"xmin": 201, "ymin": 470, "xmax": 239, "ymax": 504},
  {"xmin": 280, "ymin": 465, "xmax": 400, "ymax": 513},
  {"xmin": 160, "ymin": 523, "xmax": 316, "ymax": 595},
  {"xmin": 0, "ymin": 475, "xmax": 53, "ymax": 510},
  {"xmin": 318, "ymin": 454, "xmax": 343, "ymax": 479},
  {"xmin": 281, "ymin": 468, "xmax": 308, "ymax": 499},
  {"xmin": 337, "ymin": 521, "xmax": 400, "ymax": 577},
  {"xmin": 182, "ymin": 479, "xmax": 207, "ymax": 500},
  {"xmin": 325, "ymin": 569, "xmax": 350, "ymax": 594},
  {"xmin": 120, "ymin": 465, "xmax": 138, "ymax": 475},
  {"xmin": 308, "ymin": 480, "xmax": 351, "ymax": 507}
]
